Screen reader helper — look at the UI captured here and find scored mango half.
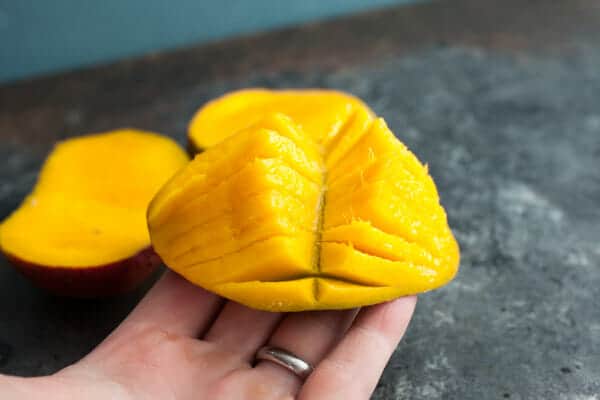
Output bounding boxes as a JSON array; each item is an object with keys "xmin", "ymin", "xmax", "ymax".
[{"xmin": 149, "ymin": 89, "xmax": 459, "ymax": 311}]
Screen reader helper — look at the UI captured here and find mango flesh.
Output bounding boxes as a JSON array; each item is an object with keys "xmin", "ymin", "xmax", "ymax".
[
  {"xmin": 187, "ymin": 88, "xmax": 373, "ymax": 151},
  {"xmin": 0, "ymin": 130, "xmax": 189, "ymax": 296},
  {"xmin": 149, "ymin": 96, "xmax": 459, "ymax": 311}
]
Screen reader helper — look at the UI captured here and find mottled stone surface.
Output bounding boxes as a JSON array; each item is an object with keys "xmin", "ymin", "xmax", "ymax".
[
  {"xmin": 363, "ymin": 48, "xmax": 600, "ymax": 399},
  {"xmin": 0, "ymin": 1, "xmax": 599, "ymax": 398}
]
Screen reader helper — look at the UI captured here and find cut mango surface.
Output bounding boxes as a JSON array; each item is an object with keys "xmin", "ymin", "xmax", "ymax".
[
  {"xmin": 150, "ymin": 90, "xmax": 459, "ymax": 311},
  {"xmin": 188, "ymin": 88, "xmax": 373, "ymax": 151},
  {"xmin": 0, "ymin": 130, "xmax": 189, "ymax": 268}
]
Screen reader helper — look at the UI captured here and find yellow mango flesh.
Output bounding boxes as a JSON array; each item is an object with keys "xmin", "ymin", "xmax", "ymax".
[
  {"xmin": 214, "ymin": 278, "xmax": 405, "ymax": 312},
  {"xmin": 0, "ymin": 130, "xmax": 189, "ymax": 267},
  {"xmin": 188, "ymin": 88, "xmax": 373, "ymax": 150},
  {"xmin": 149, "ymin": 91, "xmax": 459, "ymax": 311}
]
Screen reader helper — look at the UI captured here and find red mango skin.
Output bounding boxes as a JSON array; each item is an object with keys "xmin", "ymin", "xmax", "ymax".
[{"xmin": 3, "ymin": 247, "xmax": 161, "ymax": 297}]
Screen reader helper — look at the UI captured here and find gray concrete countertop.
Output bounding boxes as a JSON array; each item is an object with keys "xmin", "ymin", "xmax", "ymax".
[{"xmin": 0, "ymin": 1, "xmax": 599, "ymax": 398}]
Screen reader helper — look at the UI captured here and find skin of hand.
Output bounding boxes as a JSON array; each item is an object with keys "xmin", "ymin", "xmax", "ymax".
[{"xmin": 0, "ymin": 271, "xmax": 416, "ymax": 400}]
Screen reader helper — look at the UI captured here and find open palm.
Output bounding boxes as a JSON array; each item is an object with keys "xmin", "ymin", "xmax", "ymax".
[{"xmin": 1, "ymin": 271, "xmax": 416, "ymax": 399}]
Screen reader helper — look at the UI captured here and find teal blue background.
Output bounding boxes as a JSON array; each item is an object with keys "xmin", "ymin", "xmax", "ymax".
[{"xmin": 0, "ymin": 0, "xmax": 416, "ymax": 83}]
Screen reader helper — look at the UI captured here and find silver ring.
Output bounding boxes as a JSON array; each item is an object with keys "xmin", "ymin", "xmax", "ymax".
[{"xmin": 256, "ymin": 346, "xmax": 314, "ymax": 380}]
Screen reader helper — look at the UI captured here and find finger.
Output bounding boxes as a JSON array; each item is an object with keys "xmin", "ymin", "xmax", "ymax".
[
  {"xmin": 255, "ymin": 309, "xmax": 358, "ymax": 393},
  {"xmin": 203, "ymin": 301, "xmax": 283, "ymax": 361},
  {"xmin": 119, "ymin": 270, "xmax": 224, "ymax": 337},
  {"xmin": 298, "ymin": 296, "xmax": 417, "ymax": 400}
]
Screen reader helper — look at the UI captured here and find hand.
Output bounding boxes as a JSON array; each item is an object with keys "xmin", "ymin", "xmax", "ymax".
[{"xmin": 0, "ymin": 271, "xmax": 416, "ymax": 399}]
